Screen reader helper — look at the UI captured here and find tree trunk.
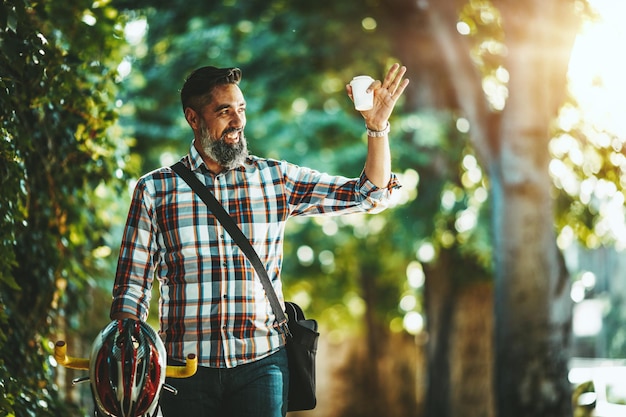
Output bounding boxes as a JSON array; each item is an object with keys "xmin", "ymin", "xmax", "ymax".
[
  {"xmin": 385, "ymin": 0, "xmax": 580, "ymax": 415},
  {"xmin": 360, "ymin": 268, "xmax": 384, "ymax": 417},
  {"xmin": 449, "ymin": 281, "xmax": 494, "ymax": 417},
  {"xmin": 425, "ymin": 252, "xmax": 495, "ymax": 417},
  {"xmin": 424, "ymin": 250, "xmax": 454, "ymax": 417},
  {"xmin": 384, "ymin": 2, "xmax": 498, "ymax": 416},
  {"xmin": 491, "ymin": 173, "xmax": 573, "ymax": 416},
  {"xmin": 491, "ymin": 2, "xmax": 578, "ymax": 415},
  {"xmin": 418, "ymin": 0, "xmax": 580, "ymax": 415}
]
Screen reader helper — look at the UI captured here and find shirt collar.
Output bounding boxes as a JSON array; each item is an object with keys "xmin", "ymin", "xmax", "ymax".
[{"xmin": 187, "ymin": 140, "xmax": 206, "ymax": 172}]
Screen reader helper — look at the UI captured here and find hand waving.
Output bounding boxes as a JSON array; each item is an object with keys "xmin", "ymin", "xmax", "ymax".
[{"xmin": 346, "ymin": 63, "xmax": 409, "ymax": 131}]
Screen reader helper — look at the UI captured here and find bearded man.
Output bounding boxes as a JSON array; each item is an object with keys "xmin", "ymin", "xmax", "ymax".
[{"xmin": 110, "ymin": 64, "xmax": 408, "ymax": 417}]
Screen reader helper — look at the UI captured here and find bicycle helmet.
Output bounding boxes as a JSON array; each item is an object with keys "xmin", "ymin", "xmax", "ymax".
[{"xmin": 89, "ymin": 319, "xmax": 166, "ymax": 417}]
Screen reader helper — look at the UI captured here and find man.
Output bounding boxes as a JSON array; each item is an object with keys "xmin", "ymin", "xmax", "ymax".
[{"xmin": 110, "ymin": 63, "xmax": 408, "ymax": 416}]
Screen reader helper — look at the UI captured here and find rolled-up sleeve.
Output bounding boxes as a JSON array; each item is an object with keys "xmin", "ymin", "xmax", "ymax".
[
  {"xmin": 284, "ymin": 160, "xmax": 401, "ymax": 217},
  {"xmin": 356, "ymin": 171, "xmax": 402, "ymax": 213}
]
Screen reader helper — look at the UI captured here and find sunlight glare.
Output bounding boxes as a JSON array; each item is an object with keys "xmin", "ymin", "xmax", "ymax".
[
  {"xmin": 125, "ymin": 18, "xmax": 147, "ymax": 45},
  {"xmin": 456, "ymin": 21, "xmax": 471, "ymax": 36},
  {"xmin": 416, "ymin": 241, "xmax": 436, "ymax": 263},
  {"xmin": 403, "ymin": 311, "xmax": 424, "ymax": 335},
  {"xmin": 321, "ymin": 219, "xmax": 338, "ymax": 236},
  {"xmin": 297, "ymin": 245, "xmax": 314, "ymax": 266},
  {"xmin": 399, "ymin": 294, "xmax": 418, "ymax": 312},
  {"xmin": 568, "ymin": 0, "xmax": 626, "ymax": 138},
  {"xmin": 456, "ymin": 117, "xmax": 470, "ymax": 133},
  {"xmin": 406, "ymin": 261, "xmax": 425, "ymax": 289}
]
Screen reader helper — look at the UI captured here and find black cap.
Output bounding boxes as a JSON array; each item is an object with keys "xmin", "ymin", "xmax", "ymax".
[{"xmin": 180, "ymin": 66, "xmax": 242, "ymax": 111}]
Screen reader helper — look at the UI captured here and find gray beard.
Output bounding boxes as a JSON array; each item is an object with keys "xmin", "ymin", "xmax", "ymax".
[{"xmin": 198, "ymin": 122, "xmax": 248, "ymax": 170}]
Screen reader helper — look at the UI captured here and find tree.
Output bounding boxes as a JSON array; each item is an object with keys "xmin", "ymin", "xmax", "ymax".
[
  {"xmin": 0, "ymin": 1, "xmax": 132, "ymax": 415},
  {"xmin": 384, "ymin": 0, "xmax": 585, "ymax": 415}
]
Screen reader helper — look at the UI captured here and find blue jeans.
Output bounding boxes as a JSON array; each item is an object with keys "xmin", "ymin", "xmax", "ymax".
[{"xmin": 159, "ymin": 347, "xmax": 289, "ymax": 417}]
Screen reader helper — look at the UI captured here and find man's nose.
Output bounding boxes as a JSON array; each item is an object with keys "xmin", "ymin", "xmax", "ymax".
[{"xmin": 230, "ymin": 112, "xmax": 244, "ymax": 128}]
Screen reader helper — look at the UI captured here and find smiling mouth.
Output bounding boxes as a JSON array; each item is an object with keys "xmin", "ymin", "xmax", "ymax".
[{"xmin": 222, "ymin": 128, "xmax": 241, "ymax": 144}]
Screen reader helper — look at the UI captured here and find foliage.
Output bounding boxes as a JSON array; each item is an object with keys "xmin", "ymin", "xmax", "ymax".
[
  {"xmin": 551, "ymin": 99, "xmax": 626, "ymax": 249},
  {"xmin": 551, "ymin": 96, "xmax": 626, "ymax": 357},
  {"xmin": 0, "ymin": 0, "xmax": 134, "ymax": 414}
]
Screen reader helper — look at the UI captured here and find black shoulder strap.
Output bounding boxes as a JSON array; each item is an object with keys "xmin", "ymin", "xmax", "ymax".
[{"xmin": 170, "ymin": 161, "xmax": 289, "ymax": 332}]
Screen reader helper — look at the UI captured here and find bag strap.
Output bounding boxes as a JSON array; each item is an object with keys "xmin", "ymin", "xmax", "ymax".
[{"xmin": 170, "ymin": 161, "xmax": 290, "ymax": 335}]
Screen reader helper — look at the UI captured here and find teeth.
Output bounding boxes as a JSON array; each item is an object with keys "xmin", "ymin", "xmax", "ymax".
[
  {"xmin": 224, "ymin": 132, "xmax": 239, "ymax": 142},
  {"xmin": 222, "ymin": 129, "xmax": 241, "ymax": 142}
]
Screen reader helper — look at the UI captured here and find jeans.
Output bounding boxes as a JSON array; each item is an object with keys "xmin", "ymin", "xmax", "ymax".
[{"xmin": 159, "ymin": 347, "xmax": 289, "ymax": 417}]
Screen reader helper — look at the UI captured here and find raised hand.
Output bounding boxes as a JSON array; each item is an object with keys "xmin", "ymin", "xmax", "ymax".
[{"xmin": 346, "ymin": 63, "xmax": 409, "ymax": 131}]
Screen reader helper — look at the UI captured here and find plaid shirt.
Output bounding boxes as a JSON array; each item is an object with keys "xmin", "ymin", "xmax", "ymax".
[{"xmin": 111, "ymin": 142, "xmax": 400, "ymax": 368}]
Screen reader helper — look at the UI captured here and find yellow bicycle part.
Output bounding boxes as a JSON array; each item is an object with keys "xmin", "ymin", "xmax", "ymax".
[
  {"xmin": 54, "ymin": 340, "xmax": 198, "ymax": 378},
  {"xmin": 54, "ymin": 341, "xmax": 90, "ymax": 370}
]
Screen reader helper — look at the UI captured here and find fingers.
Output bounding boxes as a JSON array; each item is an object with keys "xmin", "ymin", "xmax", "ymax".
[
  {"xmin": 383, "ymin": 64, "xmax": 408, "ymax": 98},
  {"xmin": 366, "ymin": 80, "xmax": 382, "ymax": 93},
  {"xmin": 393, "ymin": 77, "xmax": 410, "ymax": 100},
  {"xmin": 382, "ymin": 63, "xmax": 401, "ymax": 88}
]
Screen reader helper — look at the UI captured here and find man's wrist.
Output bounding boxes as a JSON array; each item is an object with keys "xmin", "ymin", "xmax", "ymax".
[{"xmin": 366, "ymin": 121, "xmax": 390, "ymax": 137}]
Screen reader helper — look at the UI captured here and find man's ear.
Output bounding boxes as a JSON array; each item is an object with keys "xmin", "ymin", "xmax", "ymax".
[{"xmin": 184, "ymin": 107, "xmax": 199, "ymax": 129}]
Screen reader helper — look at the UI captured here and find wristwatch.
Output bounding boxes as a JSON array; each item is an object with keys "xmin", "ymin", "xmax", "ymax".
[{"xmin": 366, "ymin": 122, "xmax": 390, "ymax": 137}]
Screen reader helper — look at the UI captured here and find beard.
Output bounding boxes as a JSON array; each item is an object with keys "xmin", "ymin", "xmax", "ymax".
[{"xmin": 198, "ymin": 120, "xmax": 249, "ymax": 170}]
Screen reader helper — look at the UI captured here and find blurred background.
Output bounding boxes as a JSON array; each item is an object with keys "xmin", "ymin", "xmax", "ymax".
[{"xmin": 2, "ymin": 0, "xmax": 626, "ymax": 416}]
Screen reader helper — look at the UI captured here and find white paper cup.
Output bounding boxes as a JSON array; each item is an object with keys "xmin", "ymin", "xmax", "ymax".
[{"xmin": 350, "ymin": 75, "xmax": 374, "ymax": 111}]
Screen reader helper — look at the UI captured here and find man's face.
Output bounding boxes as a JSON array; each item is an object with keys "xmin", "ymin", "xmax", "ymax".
[{"xmin": 195, "ymin": 84, "xmax": 248, "ymax": 170}]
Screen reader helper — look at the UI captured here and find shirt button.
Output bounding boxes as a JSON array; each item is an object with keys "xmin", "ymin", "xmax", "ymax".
[
  {"xmin": 223, "ymin": 294, "xmax": 227, "ymax": 299},
  {"xmin": 223, "ymin": 262, "xmax": 227, "ymax": 266}
]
